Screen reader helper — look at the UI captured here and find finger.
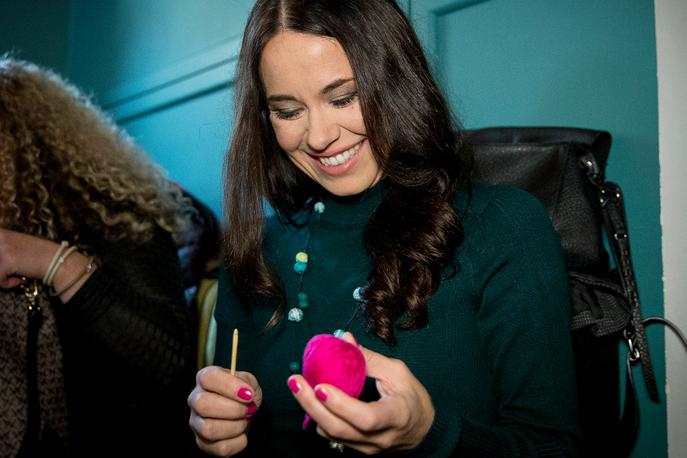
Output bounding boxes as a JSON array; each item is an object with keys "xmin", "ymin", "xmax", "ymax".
[
  {"xmin": 313, "ymin": 382, "xmax": 399, "ymax": 433},
  {"xmin": 339, "ymin": 332, "xmax": 402, "ymax": 392},
  {"xmin": 316, "ymin": 425, "xmax": 389, "ymax": 456},
  {"xmin": 310, "ymin": 382, "xmax": 402, "ymax": 455},
  {"xmin": 289, "ymin": 375, "xmax": 381, "ymax": 446},
  {"xmin": 287, "ymin": 375, "xmax": 351, "ymax": 432},
  {"xmin": 189, "ymin": 410, "xmax": 249, "ymax": 442},
  {"xmin": 341, "ymin": 331, "xmax": 358, "ymax": 346},
  {"xmin": 236, "ymin": 370, "xmax": 259, "ymax": 391},
  {"xmin": 196, "ymin": 366, "xmax": 257, "ymax": 403},
  {"xmin": 315, "ymin": 383, "xmax": 424, "ymax": 454},
  {"xmin": 237, "ymin": 371, "xmax": 263, "ymax": 407},
  {"xmin": 355, "ymin": 345, "xmax": 410, "ymax": 397},
  {"xmin": 188, "ymin": 387, "xmax": 257, "ymax": 420},
  {"xmin": 0, "ymin": 276, "xmax": 23, "ymax": 289},
  {"xmin": 194, "ymin": 433, "xmax": 248, "ymax": 458}
]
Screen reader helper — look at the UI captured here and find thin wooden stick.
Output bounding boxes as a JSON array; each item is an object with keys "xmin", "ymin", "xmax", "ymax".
[{"xmin": 230, "ymin": 328, "xmax": 239, "ymax": 375}]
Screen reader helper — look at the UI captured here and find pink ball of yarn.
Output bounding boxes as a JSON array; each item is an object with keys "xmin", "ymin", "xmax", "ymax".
[{"xmin": 300, "ymin": 334, "xmax": 366, "ymax": 428}]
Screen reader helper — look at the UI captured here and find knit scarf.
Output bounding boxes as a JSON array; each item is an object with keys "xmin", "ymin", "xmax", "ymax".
[{"xmin": 0, "ymin": 286, "xmax": 69, "ymax": 456}]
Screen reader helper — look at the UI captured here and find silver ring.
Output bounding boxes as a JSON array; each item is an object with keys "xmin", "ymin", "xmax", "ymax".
[{"xmin": 329, "ymin": 440, "xmax": 344, "ymax": 453}]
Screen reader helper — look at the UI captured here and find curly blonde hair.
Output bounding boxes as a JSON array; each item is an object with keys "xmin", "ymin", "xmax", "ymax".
[{"xmin": 0, "ymin": 57, "xmax": 192, "ymax": 245}]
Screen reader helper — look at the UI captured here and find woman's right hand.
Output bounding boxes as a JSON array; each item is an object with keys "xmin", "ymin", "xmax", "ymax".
[{"xmin": 188, "ymin": 366, "xmax": 262, "ymax": 457}]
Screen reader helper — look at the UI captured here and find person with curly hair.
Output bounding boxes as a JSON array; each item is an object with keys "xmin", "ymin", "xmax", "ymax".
[
  {"xmin": 187, "ymin": 1, "xmax": 580, "ymax": 457},
  {"xmin": 0, "ymin": 57, "xmax": 196, "ymax": 457}
]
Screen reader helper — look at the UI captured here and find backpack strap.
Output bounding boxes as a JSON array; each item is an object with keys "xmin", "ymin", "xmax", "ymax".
[
  {"xmin": 620, "ymin": 316, "xmax": 687, "ymax": 455},
  {"xmin": 581, "ymin": 152, "xmax": 687, "ymax": 454},
  {"xmin": 580, "ymin": 153, "xmax": 659, "ymax": 400},
  {"xmin": 600, "ymin": 181, "xmax": 659, "ymax": 400},
  {"xmin": 618, "ymin": 350, "xmax": 640, "ymax": 457}
]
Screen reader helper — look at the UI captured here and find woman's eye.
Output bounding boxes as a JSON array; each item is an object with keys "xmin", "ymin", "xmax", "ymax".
[
  {"xmin": 272, "ymin": 109, "xmax": 301, "ymax": 120},
  {"xmin": 331, "ymin": 92, "xmax": 358, "ymax": 108}
]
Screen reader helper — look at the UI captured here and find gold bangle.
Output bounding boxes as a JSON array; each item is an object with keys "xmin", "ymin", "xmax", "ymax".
[{"xmin": 50, "ymin": 257, "xmax": 98, "ymax": 297}]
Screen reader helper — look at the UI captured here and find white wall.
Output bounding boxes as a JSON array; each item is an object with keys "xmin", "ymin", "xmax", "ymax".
[{"xmin": 655, "ymin": 0, "xmax": 687, "ymax": 456}]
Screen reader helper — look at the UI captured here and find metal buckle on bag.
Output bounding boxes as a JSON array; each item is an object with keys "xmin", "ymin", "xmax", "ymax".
[
  {"xmin": 579, "ymin": 154, "xmax": 601, "ymax": 184},
  {"xmin": 21, "ymin": 277, "xmax": 41, "ymax": 312},
  {"xmin": 614, "ymin": 232, "xmax": 628, "ymax": 241},
  {"xmin": 623, "ymin": 328, "xmax": 641, "ymax": 363}
]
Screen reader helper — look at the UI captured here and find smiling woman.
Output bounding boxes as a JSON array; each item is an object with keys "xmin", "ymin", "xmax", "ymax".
[
  {"xmin": 187, "ymin": 1, "xmax": 580, "ymax": 457},
  {"xmin": 260, "ymin": 32, "xmax": 380, "ymax": 196}
]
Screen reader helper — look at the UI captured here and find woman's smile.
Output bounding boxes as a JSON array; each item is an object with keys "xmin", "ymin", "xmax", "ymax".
[{"xmin": 311, "ymin": 140, "xmax": 364, "ymax": 173}]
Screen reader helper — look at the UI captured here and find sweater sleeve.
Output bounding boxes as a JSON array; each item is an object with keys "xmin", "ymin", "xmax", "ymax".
[
  {"xmin": 415, "ymin": 186, "xmax": 581, "ymax": 457},
  {"xmin": 63, "ymin": 228, "xmax": 191, "ymax": 388}
]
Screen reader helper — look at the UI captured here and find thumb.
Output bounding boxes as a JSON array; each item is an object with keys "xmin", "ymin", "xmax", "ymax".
[
  {"xmin": 341, "ymin": 332, "xmax": 394, "ymax": 379},
  {"xmin": 357, "ymin": 344, "xmax": 392, "ymax": 379},
  {"xmin": 340, "ymin": 331, "xmax": 358, "ymax": 346},
  {"xmin": 341, "ymin": 332, "xmax": 401, "ymax": 396},
  {"xmin": 340, "ymin": 332, "xmax": 385, "ymax": 373},
  {"xmin": 358, "ymin": 345, "xmax": 401, "ymax": 398}
]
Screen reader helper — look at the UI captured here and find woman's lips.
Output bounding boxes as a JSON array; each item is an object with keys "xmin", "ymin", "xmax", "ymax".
[{"xmin": 311, "ymin": 140, "xmax": 365, "ymax": 175}]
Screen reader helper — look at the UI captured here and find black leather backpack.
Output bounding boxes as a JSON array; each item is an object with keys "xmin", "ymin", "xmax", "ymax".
[{"xmin": 466, "ymin": 127, "xmax": 685, "ymax": 457}]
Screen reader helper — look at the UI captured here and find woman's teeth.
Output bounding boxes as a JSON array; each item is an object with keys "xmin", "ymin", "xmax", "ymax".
[{"xmin": 318, "ymin": 142, "xmax": 361, "ymax": 167}]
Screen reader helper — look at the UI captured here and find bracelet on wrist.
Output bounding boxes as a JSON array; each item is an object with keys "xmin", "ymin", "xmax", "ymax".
[
  {"xmin": 45, "ymin": 245, "xmax": 78, "ymax": 286},
  {"xmin": 42, "ymin": 241, "xmax": 69, "ymax": 285},
  {"xmin": 50, "ymin": 257, "xmax": 98, "ymax": 297}
]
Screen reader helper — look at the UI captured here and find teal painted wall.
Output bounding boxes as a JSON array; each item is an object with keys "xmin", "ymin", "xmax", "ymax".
[
  {"xmin": 121, "ymin": 89, "xmax": 234, "ymax": 217},
  {"xmin": 66, "ymin": 0, "xmax": 255, "ymax": 216},
  {"xmin": 67, "ymin": 0, "xmax": 252, "ymax": 98},
  {"xmin": 0, "ymin": 0, "xmax": 70, "ymax": 73},
  {"xmin": 410, "ymin": 0, "xmax": 664, "ymax": 456}
]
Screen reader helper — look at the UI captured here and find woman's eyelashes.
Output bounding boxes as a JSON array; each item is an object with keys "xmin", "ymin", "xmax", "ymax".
[
  {"xmin": 331, "ymin": 91, "xmax": 358, "ymax": 108},
  {"xmin": 270, "ymin": 92, "xmax": 359, "ymax": 120},
  {"xmin": 272, "ymin": 108, "xmax": 302, "ymax": 120}
]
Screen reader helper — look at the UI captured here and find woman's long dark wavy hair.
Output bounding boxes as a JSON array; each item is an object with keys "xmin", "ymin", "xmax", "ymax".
[{"xmin": 225, "ymin": 0, "xmax": 472, "ymax": 343}]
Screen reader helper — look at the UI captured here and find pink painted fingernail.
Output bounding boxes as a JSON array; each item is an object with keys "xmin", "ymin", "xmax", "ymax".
[
  {"xmin": 302, "ymin": 415, "xmax": 312, "ymax": 431},
  {"xmin": 246, "ymin": 402, "xmax": 257, "ymax": 417},
  {"xmin": 237, "ymin": 387, "xmax": 253, "ymax": 400},
  {"xmin": 315, "ymin": 387, "xmax": 328, "ymax": 402},
  {"xmin": 287, "ymin": 377, "xmax": 301, "ymax": 394}
]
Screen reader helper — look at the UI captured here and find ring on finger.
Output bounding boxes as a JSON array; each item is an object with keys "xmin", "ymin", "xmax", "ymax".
[{"xmin": 329, "ymin": 440, "xmax": 344, "ymax": 453}]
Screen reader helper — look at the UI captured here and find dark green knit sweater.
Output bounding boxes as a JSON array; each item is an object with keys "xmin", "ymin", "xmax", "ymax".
[{"xmin": 214, "ymin": 183, "xmax": 580, "ymax": 457}]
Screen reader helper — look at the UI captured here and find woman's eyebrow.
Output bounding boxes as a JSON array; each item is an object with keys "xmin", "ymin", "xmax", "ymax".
[
  {"xmin": 266, "ymin": 78, "xmax": 355, "ymax": 103},
  {"xmin": 267, "ymin": 94, "xmax": 297, "ymax": 103},
  {"xmin": 320, "ymin": 77, "xmax": 355, "ymax": 95}
]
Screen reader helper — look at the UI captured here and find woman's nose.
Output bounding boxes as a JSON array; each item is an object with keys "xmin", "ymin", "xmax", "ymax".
[{"xmin": 305, "ymin": 108, "xmax": 340, "ymax": 152}]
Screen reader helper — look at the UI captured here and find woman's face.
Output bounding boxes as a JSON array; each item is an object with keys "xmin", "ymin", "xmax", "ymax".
[{"xmin": 259, "ymin": 31, "xmax": 381, "ymax": 197}]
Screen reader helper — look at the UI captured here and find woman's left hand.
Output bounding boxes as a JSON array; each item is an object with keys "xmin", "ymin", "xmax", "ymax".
[
  {"xmin": 0, "ymin": 228, "xmax": 53, "ymax": 289},
  {"xmin": 0, "ymin": 228, "xmax": 94, "ymax": 301},
  {"xmin": 286, "ymin": 333, "xmax": 435, "ymax": 455}
]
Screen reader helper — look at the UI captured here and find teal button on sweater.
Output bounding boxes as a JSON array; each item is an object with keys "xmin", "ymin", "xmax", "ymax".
[{"xmin": 214, "ymin": 183, "xmax": 580, "ymax": 457}]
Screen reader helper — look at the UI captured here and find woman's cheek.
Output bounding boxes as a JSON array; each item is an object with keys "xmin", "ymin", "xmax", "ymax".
[{"xmin": 272, "ymin": 124, "xmax": 302, "ymax": 153}]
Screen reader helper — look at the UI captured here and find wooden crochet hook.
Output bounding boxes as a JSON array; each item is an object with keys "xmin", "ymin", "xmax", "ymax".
[{"xmin": 230, "ymin": 328, "xmax": 239, "ymax": 375}]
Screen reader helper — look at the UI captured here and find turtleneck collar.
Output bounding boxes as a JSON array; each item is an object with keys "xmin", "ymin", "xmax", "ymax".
[{"xmin": 316, "ymin": 179, "xmax": 387, "ymax": 230}]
